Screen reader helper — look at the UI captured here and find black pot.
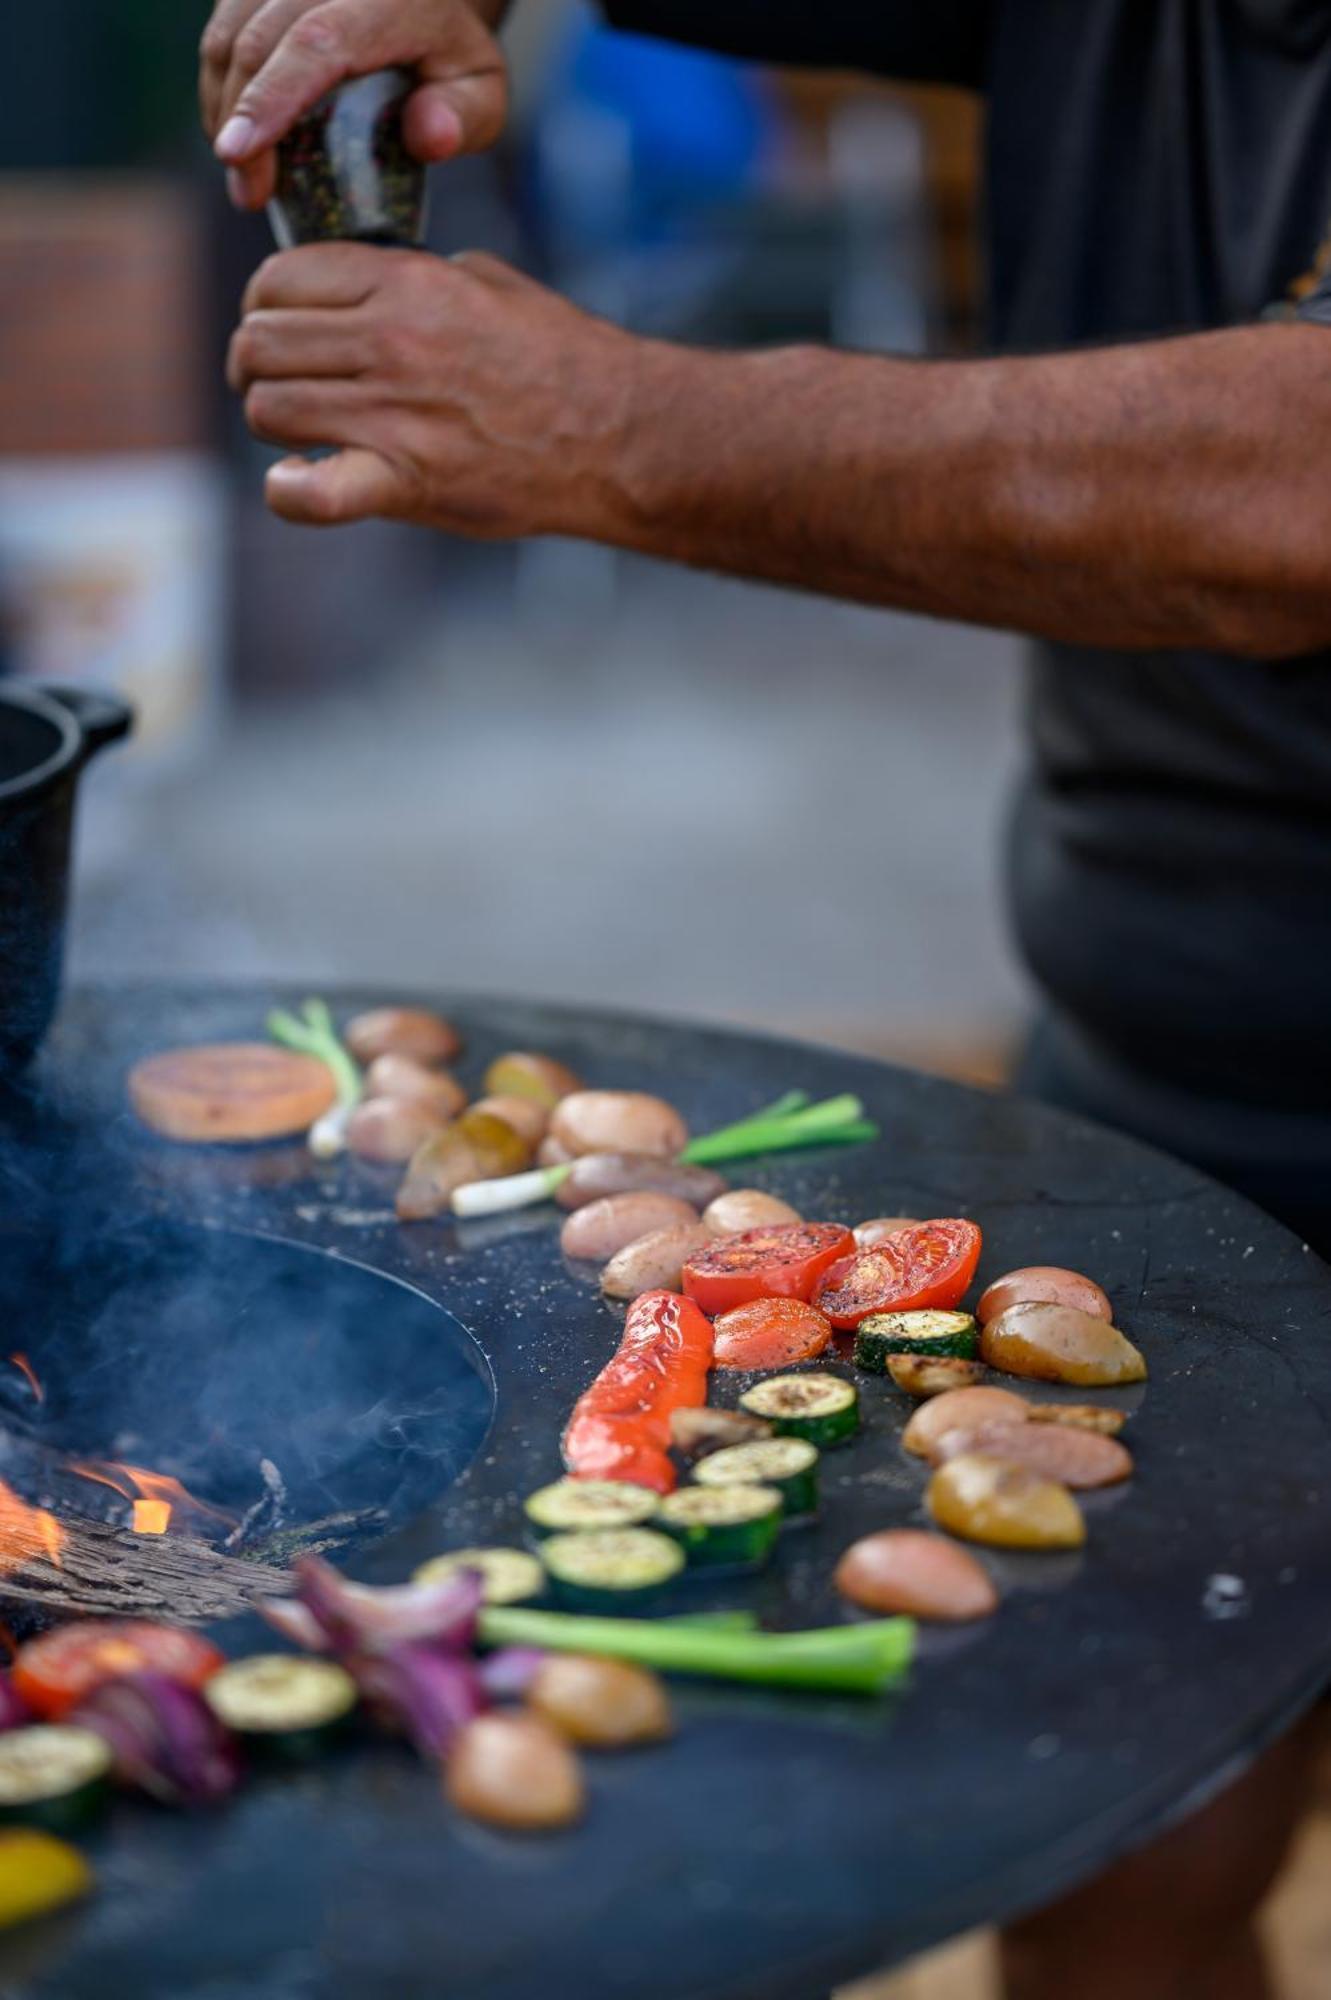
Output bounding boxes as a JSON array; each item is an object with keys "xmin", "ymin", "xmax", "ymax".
[{"xmin": 0, "ymin": 683, "xmax": 133, "ymax": 1076}]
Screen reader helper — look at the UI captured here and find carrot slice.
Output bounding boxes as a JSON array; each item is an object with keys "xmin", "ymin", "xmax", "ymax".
[
  {"xmin": 128, "ymin": 1044, "xmax": 335, "ymax": 1144},
  {"xmin": 712, "ymin": 1298, "xmax": 833, "ymax": 1372}
]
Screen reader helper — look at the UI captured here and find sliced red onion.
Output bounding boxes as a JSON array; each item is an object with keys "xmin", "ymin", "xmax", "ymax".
[
  {"xmin": 351, "ymin": 1642, "xmax": 488, "ymax": 1758},
  {"xmin": 0, "ymin": 1672, "xmax": 33, "ymax": 1733},
  {"xmin": 258, "ymin": 1599, "xmax": 330, "ymax": 1652},
  {"xmin": 73, "ymin": 1671, "xmax": 241, "ymax": 1807},
  {"xmin": 477, "ymin": 1648, "xmax": 546, "ymax": 1701},
  {"xmin": 268, "ymin": 1556, "xmax": 483, "ymax": 1658}
]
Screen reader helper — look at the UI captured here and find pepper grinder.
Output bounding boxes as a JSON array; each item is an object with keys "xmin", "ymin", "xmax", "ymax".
[{"xmin": 268, "ymin": 69, "xmax": 428, "ymax": 249}]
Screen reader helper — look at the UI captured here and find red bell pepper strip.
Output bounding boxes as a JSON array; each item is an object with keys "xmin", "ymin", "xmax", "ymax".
[{"xmin": 562, "ymin": 1290, "xmax": 714, "ymax": 1494}]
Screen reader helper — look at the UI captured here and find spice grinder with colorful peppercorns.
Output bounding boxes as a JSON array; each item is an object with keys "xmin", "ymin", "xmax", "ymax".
[{"xmin": 268, "ymin": 69, "xmax": 427, "ymax": 249}]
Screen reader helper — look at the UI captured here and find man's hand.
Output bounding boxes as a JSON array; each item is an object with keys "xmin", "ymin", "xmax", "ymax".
[
  {"xmin": 200, "ymin": 0, "xmax": 508, "ymax": 211},
  {"xmin": 229, "ymin": 245, "xmax": 643, "ymax": 534}
]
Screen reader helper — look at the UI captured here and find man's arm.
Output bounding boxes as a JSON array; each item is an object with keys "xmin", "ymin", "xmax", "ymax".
[
  {"xmin": 602, "ymin": 322, "xmax": 1331, "ymax": 658},
  {"xmin": 230, "ymin": 245, "xmax": 1331, "ymax": 660}
]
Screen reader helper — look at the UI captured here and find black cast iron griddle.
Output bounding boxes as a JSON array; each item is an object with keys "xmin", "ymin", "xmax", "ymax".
[{"xmin": 2, "ymin": 982, "xmax": 1330, "ymax": 2000}]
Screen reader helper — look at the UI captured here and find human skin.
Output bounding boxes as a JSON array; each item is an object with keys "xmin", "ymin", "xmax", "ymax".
[
  {"xmin": 229, "ymin": 239, "xmax": 1331, "ymax": 659},
  {"xmin": 199, "ymin": 0, "xmax": 510, "ymax": 209}
]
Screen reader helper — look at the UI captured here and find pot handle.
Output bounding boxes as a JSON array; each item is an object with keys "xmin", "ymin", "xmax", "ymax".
[{"xmin": 41, "ymin": 684, "xmax": 134, "ymax": 763}]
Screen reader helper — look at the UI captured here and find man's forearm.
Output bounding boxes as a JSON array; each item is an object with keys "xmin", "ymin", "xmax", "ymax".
[{"xmin": 589, "ymin": 324, "xmax": 1331, "ymax": 657}]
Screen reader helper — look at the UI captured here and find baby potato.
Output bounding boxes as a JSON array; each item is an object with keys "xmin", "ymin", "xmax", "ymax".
[
  {"xmin": 363, "ymin": 1055, "xmax": 468, "ymax": 1119},
  {"xmin": 835, "ymin": 1529, "xmax": 998, "ymax": 1621},
  {"xmin": 550, "ymin": 1091, "xmax": 688, "ymax": 1161},
  {"xmin": 981, "ymin": 1302, "xmax": 1146, "ymax": 1387},
  {"xmin": 933, "ymin": 1418, "xmax": 1133, "ymax": 1489},
  {"xmin": 470, "ymin": 1094, "xmax": 549, "ymax": 1145},
  {"xmin": 1027, "ymin": 1403, "xmax": 1128, "ymax": 1436},
  {"xmin": 976, "ymin": 1265, "xmax": 1112, "ymax": 1326},
  {"xmin": 853, "ymin": 1216, "xmax": 923, "ymax": 1249},
  {"xmin": 483, "ymin": 1052, "xmax": 582, "ymax": 1109},
  {"xmin": 346, "ymin": 1007, "xmax": 461, "ymax": 1068},
  {"xmin": 902, "ymin": 1385, "xmax": 1030, "ymax": 1461},
  {"xmin": 600, "ymin": 1222, "xmax": 712, "ymax": 1301},
  {"xmin": 396, "ymin": 1114, "xmax": 529, "ymax": 1220},
  {"xmin": 455, "ymin": 1108, "xmax": 535, "ymax": 1174},
  {"xmin": 538, "ymin": 1135, "xmax": 577, "ymax": 1169},
  {"xmin": 561, "ymin": 1193, "xmax": 701, "ymax": 1263},
  {"xmin": 397, "ymin": 1128, "xmax": 486, "ymax": 1220},
  {"xmin": 347, "ymin": 1096, "xmax": 448, "ymax": 1164},
  {"xmin": 557, "ymin": 1155, "xmax": 727, "ymax": 1213},
  {"xmin": 928, "ymin": 1453, "xmax": 1086, "ymax": 1550},
  {"xmin": 702, "ymin": 1189, "xmax": 801, "ymax": 1236},
  {"xmin": 886, "ymin": 1355, "xmax": 986, "ymax": 1399},
  {"xmin": 528, "ymin": 1655, "xmax": 672, "ymax": 1749},
  {"xmin": 446, "ymin": 1714, "xmax": 585, "ymax": 1831}
]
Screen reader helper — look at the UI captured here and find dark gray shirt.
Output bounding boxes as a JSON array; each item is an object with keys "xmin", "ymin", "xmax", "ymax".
[{"xmin": 605, "ymin": 0, "xmax": 1331, "ymax": 1155}]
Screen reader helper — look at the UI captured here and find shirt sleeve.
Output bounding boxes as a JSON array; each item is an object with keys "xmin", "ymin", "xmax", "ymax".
[{"xmin": 597, "ymin": 1, "xmax": 992, "ymax": 89}]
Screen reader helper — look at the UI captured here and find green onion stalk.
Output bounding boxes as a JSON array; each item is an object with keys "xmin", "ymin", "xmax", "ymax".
[
  {"xmin": 479, "ymin": 1606, "xmax": 915, "ymax": 1696},
  {"xmin": 268, "ymin": 999, "xmax": 363, "ymax": 1158},
  {"xmin": 451, "ymin": 1090, "xmax": 880, "ymax": 1218}
]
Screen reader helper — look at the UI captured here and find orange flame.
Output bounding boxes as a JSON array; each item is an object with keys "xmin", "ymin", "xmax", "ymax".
[
  {"xmin": 0, "ymin": 1480, "xmax": 65, "ymax": 1573},
  {"xmin": 69, "ymin": 1462, "xmax": 234, "ymax": 1538},
  {"xmin": 7, "ymin": 1354, "xmax": 43, "ymax": 1404}
]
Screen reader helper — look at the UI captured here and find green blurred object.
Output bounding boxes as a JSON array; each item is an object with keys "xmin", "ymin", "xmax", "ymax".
[{"xmin": 4, "ymin": 0, "xmax": 202, "ymax": 170}]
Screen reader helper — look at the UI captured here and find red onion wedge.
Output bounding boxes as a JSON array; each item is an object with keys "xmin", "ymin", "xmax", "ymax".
[{"xmin": 73, "ymin": 1671, "xmax": 241, "ymax": 1807}]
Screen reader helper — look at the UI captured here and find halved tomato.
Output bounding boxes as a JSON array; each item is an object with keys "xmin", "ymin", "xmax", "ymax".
[
  {"xmin": 682, "ymin": 1223, "xmax": 855, "ymax": 1317},
  {"xmin": 712, "ymin": 1298, "xmax": 834, "ymax": 1371},
  {"xmin": 813, "ymin": 1219, "xmax": 983, "ymax": 1331},
  {"xmin": 13, "ymin": 1621, "xmax": 225, "ymax": 1720}
]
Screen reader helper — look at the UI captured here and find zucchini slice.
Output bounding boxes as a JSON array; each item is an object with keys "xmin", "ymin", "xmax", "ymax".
[
  {"xmin": 204, "ymin": 1656, "xmax": 358, "ymax": 1754},
  {"xmin": 657, "ymin": 1484, "xmax": 783, "ymax": 1567},
  {"xmin": 540, "ymin": 1528, "xmax": 685, "ymax": 1612},
  {"xmin": 739, "ymin": 1373, "xmax": 859, "ymax": 1447},
  {"xmin": 413, "ymin": 1547, "xmax": 546, "ymax": 1606},
  {"xmin": 0, "ymin": 1727, "xmax": 112, "ymax": 1833},
  {"xmin": 694, "ymin": 1437, "xmax": 820, "ymax": 1515},
  {"xmin": 524, "ymin": 1479, "xmax": 660, "ymax": 1540},
  {"xmin": 855, "ymin": 1310, "xmax": 979, "ymax": 1372}
]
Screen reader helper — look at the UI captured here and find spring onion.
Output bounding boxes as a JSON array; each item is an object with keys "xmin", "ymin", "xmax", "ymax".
[
  {"xmin": 681, "ymin": 1094, "xmax": 876, "ymax": 1166},
  {"xmin": 478, "ymin": 1607, "xmax": 914, "ymax": 1696},
  {"xmin": 268, "ymin": 999, "xmax": 363, "ymax": 1158},
  {"xmin": 451, "ymin": 1090, "xmax": 878, "ymax": 1218}
]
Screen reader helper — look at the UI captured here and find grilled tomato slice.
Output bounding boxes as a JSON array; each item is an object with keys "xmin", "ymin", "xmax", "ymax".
[
  {"xmin": 814, "ymin": 1219, "xmax": 982, "ymax": 1331},
  {"xmin": 682, "ymin": 1223, "xmax": 854, "ymax": 1316},
  {"xmin": 13, "ymin": 1623, "xmax": 225, "ymax": 1721}
]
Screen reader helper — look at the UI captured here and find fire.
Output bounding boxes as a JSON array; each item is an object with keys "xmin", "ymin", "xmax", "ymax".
[
  {"xmin": 69, "ymin": 1461, "xmax": 234, "ymax": 1539},
  {"xmin": 7, "ymin": 1354, "xmax": 44, "ymax": 1404},
  {"xmin": 131, "ymin": 1500, "xmax": 172, "ymax": 1536},
  {"xmin": 0, "ymin": 1480, "xmax": 64, "ymax": 1573}
]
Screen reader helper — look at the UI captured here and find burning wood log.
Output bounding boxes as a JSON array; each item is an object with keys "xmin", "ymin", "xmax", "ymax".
[{"xmin": 0, "ymin": 1517, "xmax": 287, "ymax": 1624}]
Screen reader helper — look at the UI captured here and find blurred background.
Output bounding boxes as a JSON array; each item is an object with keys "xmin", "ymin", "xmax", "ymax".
[
  {"xmin": 0, "ymin": 0, "xmax": 1027, "ymax": 1084},
  {"xmin": 5, "ymin": 13, "xmax": 1331, "ymax": 1997}
]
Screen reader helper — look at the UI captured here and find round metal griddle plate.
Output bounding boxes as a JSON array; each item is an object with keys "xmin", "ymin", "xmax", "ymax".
[{"xmin": 6, "ymin": 984, "xmax": 1331, "ymax": 2000}]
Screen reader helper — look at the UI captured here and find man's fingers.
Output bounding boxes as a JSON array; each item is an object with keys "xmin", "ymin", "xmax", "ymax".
[
  {"xmin": 227, "ymin": 155, "xmax": 277, "ymax": 211},
  {"xmin": 265, "ymin": 447, "xmax": 400, "ymax": 525},
  {"xmin": 220, "ymin": 0, "xmax": 316, "ymax": 129},
  {"xmin": 403, "ymin": 67, "xmax": 508, "ymax": 164},
  {"xmin": 216, "ymin": 1, "xmax": 359, "ymax": 162},
  {"xmin": 245, "ymin": 377, "xmax": 367, "ymax": 448},
  {"xmin": 200, "ymin": 0, "xmax": 268, "ymax": 134},
  {"xmin": 242, "ymin": 244, "xmax": 382, "ymax": 315},
  {"xmin": 228, "ymin": 308, "xmax": 370, "ymax": 393}
]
